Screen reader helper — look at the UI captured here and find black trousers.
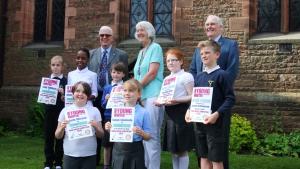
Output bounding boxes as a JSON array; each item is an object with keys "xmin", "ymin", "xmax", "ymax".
[{"xmin": 44, "ymin": 111, "xmax": 63, "ymax": 167}]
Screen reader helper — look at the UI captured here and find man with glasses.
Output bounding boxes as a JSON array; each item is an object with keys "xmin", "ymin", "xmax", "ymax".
[
  {"xmin": 89, "ymin": 25, "xmax": 128, "ymax": 167},
  {"xmin": 189, "ymin": 15, "xmax": 239, "ymax": 169}
]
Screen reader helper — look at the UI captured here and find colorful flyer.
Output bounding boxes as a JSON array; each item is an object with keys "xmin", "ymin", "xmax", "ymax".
[
  {"xmin": 106, "ymin": 85, "xmax": 124, "ymax": 108},
  {"xmin": 37, "ymin": 77, "xmax": 60, "ymax": 105},
  {"xmin": 65, "ymin": 85, "xmax": 74, "ymax": 107},
  {"xmin": 190, "ymin": 87, "xmax": 213, "ymax": 123},
  {"xmin": 65, "ymin": 108, "xmax": 93, "ymax": 140},
  {"xmin": 157, "ymin": 76, "xmax": 177, "ymax": 104},
  {"xmin": 110, "ymin": 107, "xmax": 135, "ymax": 142}
]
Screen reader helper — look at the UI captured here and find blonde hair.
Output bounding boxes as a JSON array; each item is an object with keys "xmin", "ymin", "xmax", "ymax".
[
  {"xmin": 123, "ymin": 79, "xmax": 143, "ymax": 106},
  {"xmin": 197, "ymin": 40, "xmax": 221, "ymax": 53},
  {"xmin": 50, "ymin": 55, "xmax": 63, "ymax": 64}
]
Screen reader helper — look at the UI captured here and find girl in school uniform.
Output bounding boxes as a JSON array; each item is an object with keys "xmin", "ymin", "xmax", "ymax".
[
  {"xmin": 105, "ymin": 79, "xmax": 151, "ymax": 169},
  {"xmin": 155, "ymin": 48, "xmax": 194, "ymax": 169},
  {"xmin": 55, "ymin": 81, "xmax": 104, "ymax": 169},
  {"xmin": 67, "ymin": 48, "xmax": 98, "ymax": 106}
]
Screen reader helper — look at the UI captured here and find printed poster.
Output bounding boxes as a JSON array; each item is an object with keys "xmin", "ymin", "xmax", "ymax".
[
  {"xmin": 65, "ymin": 108, "xmax": 93, "ymax": 140},
  {"xmin": 190, "ymin": 87, "xmax": 213, "ymax": 123},
  {"xmin": 110, "ymin": 107, "xmax": 135, "ymax": 142},
  {"xmin": 37, "ymin": 77, "xmax": 60, "ymax": 105},
  {"xmin": 65, "ymin": 85, "xmax": 74, "ymax": 107},
  {"xmin": 157, "ymin": 76, "xmax": 177, "ymax": 104},
  {"xmin": 106, "ymin": 85, "xmax": 124, "ymax": 108}
]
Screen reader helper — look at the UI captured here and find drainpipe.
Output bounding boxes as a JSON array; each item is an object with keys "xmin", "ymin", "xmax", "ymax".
[{"xmin": 0, "ymin": 0, "xmax": 8, "ymax": 87}]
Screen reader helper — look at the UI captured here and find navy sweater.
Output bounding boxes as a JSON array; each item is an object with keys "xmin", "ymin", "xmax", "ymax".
[{"xmin": 195, "ymin": 68, "xmax": 235, "ymax": 118}]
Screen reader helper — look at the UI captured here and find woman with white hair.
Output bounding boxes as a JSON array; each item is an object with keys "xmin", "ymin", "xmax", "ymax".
[{"xmin": 133, "ymin": 21, "xmax": 164, "ymax": 169}]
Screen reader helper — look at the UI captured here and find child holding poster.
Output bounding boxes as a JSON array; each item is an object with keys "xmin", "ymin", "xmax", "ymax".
[
  {"xmin": 155, "ymin": 48, "xmax": 194, "ymax": 169},
  {"xmin": 43, "ymin": 55, "xmax": 67, "ymax": 169},
  {"xmin": 55, "ymin": 81, "xmax": 104, "ymax": 169},
  {"xmin": 105, "ymin": 79, "xmax": 151, "ymax": 169},
  {"xmin": 185, "ymin": 40, "xmax": 235, "ymax": 169},
  {"xmin": 101, "ymin": 62, "xmax": 126, "ymax": 169}
]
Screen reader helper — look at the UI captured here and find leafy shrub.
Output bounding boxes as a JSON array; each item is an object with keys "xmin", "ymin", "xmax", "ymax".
[
  {"xmin": 230, "ymin": 114, "xmax": 260, "ymax": 153},
  {"xmin": 260, "ymin": 132, "xmax": 300, "ymax": 157},
  {"xmin": 25, "ymin": 97, "xmax": 45, "ymax": 137},
  {"xmin": 0, "ymin": 119, "xmax": 12, "ymax": 137}
]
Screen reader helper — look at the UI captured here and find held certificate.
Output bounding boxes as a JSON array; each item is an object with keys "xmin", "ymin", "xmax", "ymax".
[
  {"xmin": 37, "ymin": 77, "xmax": 60, "ymax": 105},
  {"xmin": 65, "ymin": 85, "xmax": 74, "ymax": 107},
  {"xmin": 190, "ymin": 87, "xmax": 213, "ymax": 123},
  {"xmin": 110, "ymin": 107, "xmax": 135, "ymax": 142},
  {"xmin": 65, "ymin": 108, "xmax": 93, "ymax": 140},
  {"xmin": 157, "ymin": 76, "xmax": 177, "ymax": 104},
  {"xmin": 106, "ymin": 85, "xmax": 124, "ymax": 108}
]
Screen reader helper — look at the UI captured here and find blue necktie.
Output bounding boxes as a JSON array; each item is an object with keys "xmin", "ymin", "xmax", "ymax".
[{"xmin": 99, "ymin": 50, "xmax": 108, "ymax": 88}]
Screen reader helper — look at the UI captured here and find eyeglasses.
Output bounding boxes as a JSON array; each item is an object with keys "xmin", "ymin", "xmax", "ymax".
[
  {"xmin": 166, "ymin": 59, "xmax": 179, "ymax": 63},
  {"xmin": 100, "ymin": 34, "xmax": 112, "ymax": 38}
]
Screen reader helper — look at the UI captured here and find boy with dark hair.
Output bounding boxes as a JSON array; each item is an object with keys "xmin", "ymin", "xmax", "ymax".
[
  {"xmin": 101, "ymin": 62, "xmax": 127, "ymax": 169},
  {"xmin": 186, "ymin": 40, "xmax": 235, "ymax": 169}
]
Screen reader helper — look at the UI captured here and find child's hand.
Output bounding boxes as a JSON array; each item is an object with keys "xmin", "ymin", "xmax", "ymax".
[
  {"xmin": 60, "ymin": 120, "xmax": 68, "ymax": 129},
  {"xmin": 153, "ymin": 100, "xmax": 164, "ymax": 107},
  {"xmin": 132, "ymin": 126, "xmax": 143, "ymax": 136},
  {"xmin": 58, "ymin": 88, "xmax": 64, "ymax": 95},
  {"xmin": 165, "ymin": 99, "xmax": 177, "ymax": 106},
  {"xmin": 105, "ymin": 94, "xmax": 110, "ymax": 100},
  {"xmin": 90, "ymin": 120, "xmax": 99, "ymax": 128},
  {"xmin": 185, "ymin": 109, "xmax": 192, "ymax": 123},
  {"xmin": 203, "ymin": 112, "xmax": 219, "ymax": 124},
  {"xmin": 105, "ymin": 122, "xmax": 112, "ymax": 130}
]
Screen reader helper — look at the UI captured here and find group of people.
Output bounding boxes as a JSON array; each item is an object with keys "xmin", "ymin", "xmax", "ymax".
[{"xmin": 42, "ymin": 14, "xmax": 239, "ymax": 169}]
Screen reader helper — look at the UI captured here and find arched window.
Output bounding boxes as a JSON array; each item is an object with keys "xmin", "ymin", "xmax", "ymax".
[{"xmin": 34, "ymin": 0, "xmax": 65, "ymax": 42}]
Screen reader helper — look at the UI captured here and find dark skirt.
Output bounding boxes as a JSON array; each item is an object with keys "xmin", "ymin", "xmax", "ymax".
[
  {"xmin": 112, "ymin": 141, "xmax": 146, "ymax": 169},
  {"xmin": 163, "ymin": 103, "xmax": 195, "ymax": 153}
]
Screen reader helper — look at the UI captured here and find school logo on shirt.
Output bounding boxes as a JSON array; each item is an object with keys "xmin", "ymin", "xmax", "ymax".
[{"xmin": 208, "ymin": 80, "xmax": 214, "ymax": 87}]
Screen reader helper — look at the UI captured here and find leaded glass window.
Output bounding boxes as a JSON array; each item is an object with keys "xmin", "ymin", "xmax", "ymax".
[
  {"xmin": 34, "ymin": 0, "xmax": 47, "ymax": 42},
  {"xmin": 257, "ymin": 0, "xmax": 281, "ymax": 33},
  {"xmin": 290, "ymin": 0, "xmax": 300, "ymax": 31},
  {"xmin": 130, "ymin": 0, "xmax": 148, "ymax": 37},
  {"xmin": 51, "ymin": 0, "xmax": 65, "ymax": 41},
  {"xmin": 153, "ymin": 0, "xmax": 172, "ymax": 36},
  {"xmin": 33, "ymin": 0, "xmax": 65, "ymax": 42}
]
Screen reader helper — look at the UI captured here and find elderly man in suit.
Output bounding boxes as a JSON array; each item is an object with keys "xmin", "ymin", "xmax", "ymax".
[
  {"xmin": 89, "ymin": 25, "xmax": 128, "ymax": 167},
  {"xmin": 189, "ymin": 15, "xmax": 239, "ymax": 169}
]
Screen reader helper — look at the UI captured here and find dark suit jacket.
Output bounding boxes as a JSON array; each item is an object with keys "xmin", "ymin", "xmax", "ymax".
[
  {"xmin": 189, "ymin": 36, "xmax": 239, "ymax": 84},
  {"xmin": 88, "ymin": 47, "xmax": 128, "ymax": 88}
]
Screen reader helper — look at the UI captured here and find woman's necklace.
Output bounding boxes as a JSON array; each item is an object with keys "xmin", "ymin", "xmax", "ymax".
[{"xmin": 138, "ymin": 41, "xmax": 152, "ymax": 76}]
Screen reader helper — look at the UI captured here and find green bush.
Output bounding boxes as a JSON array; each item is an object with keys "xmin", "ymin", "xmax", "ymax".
[
  {"xmin": 0, "ymin": 119, "xmax": 12, "ymax": 137},
  {"xmin": 260, "ymin": 132, "xmax": 300, "ymax": 157},
  {"xmin": 230, "ymin": 114, "xmax": 260, "ymax": 153},
  {"xmin": 25, "ymin": 97, "xmax": 45, "ymax": 137}
]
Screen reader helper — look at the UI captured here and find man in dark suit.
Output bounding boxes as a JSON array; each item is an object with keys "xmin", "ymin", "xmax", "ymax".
[
  {"xmin": 89, "ymin": 25, "xmax": 128, "ymax": 167},
  {"xmin": 189, "ymin": 15, "xmax": 239, "ymax": 169}
]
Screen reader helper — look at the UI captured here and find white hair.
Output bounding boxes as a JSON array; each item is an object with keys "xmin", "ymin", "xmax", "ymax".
[
  {"xmin": 134, "ymin": 21, "xmax": 156, "ymax": 41},
  {"xmin": 205, "ymin": 15, "xmax": 224, "ymax": 27}
]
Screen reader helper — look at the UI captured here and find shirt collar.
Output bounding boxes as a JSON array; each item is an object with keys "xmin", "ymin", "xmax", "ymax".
[
  {"xmin": 111, "ymin": 80, "xmax": 123, "ymax": 86},
  {"xmin": 50, "ymin": 74, "xmax": 63, "ymax": 79},
  {"xmin": 170, "ymin": 69, "xmax": 184, "ymax": 75},
  {"xmin": 101, "ymin": 46, "xmax": 112, "ymax": 54},
  {"xmin": 214, "ymin": 35, "xmax": 221, "ymax": 42},
  {"xmin": 204, "ymin": 65, "xmax": 220, "ymax": 74},
  {"xmin": 76, "ymin": 67, "xmax": 88, "ymax": 73}
]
